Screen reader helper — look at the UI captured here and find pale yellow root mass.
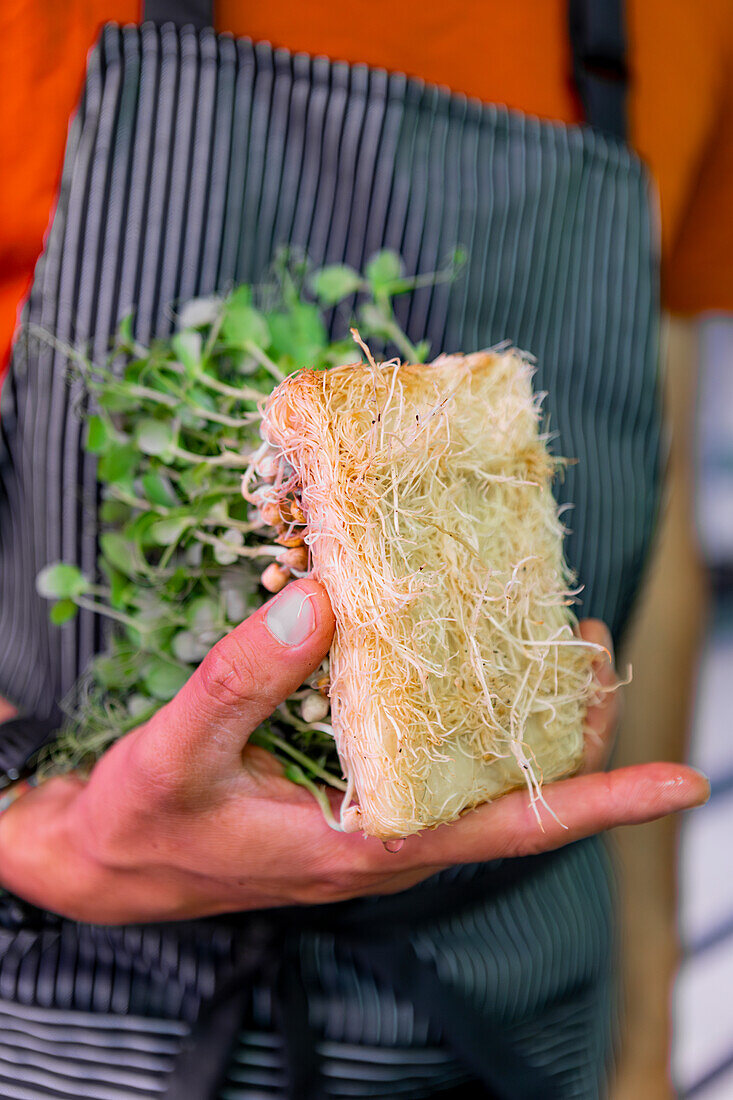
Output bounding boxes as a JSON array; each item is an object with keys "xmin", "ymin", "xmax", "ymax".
[{"xmin": 251, "ymin": 349, "xmax": 603, "ymax": 840}]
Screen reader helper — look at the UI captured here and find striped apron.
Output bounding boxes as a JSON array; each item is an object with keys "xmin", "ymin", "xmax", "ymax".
[{"xmin": 0, "ymin": 3, "xmax": 661, "ymax": 1097}]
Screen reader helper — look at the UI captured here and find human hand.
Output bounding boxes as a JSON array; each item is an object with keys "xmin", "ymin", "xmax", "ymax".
[{"xmin": 0, "ymin": 582, "xmax": 708, "ymax": 923}]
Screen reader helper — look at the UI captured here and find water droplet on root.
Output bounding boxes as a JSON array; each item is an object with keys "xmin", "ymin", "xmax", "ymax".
[{"xmin": 383, "ymin": 838, "xmax": 405, "ymax": 853}]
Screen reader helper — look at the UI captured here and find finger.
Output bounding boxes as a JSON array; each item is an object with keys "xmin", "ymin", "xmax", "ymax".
[
  {"xmin": 576, "ymin": 619, "xmax": 621, "ymax": 773},
  {"xmin": 139, "ymin": 579, "xmax": 334, "ymax": 782},
  {"xmin": 576, "ymin": 617, "xmax": 614, "ymax": 665},
  {"xmin": 393, "ymin": 762, "xmax": 710, "ymax": 869}
]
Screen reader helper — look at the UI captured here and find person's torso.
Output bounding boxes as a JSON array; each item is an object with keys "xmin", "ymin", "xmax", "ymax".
[{"xmin": 0, "ymin": 17, "xmax": 657, "ymax": 1097}]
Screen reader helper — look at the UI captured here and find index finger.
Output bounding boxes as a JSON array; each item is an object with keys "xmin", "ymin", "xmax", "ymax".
[{"xmin": 361, "ymin": 762, "xmax": 710, "ymax": 874}]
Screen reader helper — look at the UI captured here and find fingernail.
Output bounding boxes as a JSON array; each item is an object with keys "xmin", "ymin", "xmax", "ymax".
[
  {"xmin": 664, "ymin": 769, "xmax": 711, "ymax": 811},
  {"xmin": 265, "ymin": 584, "xmax": 316, "ymax": 647},
  {"xmin": 690, "ymin": 769, "xmax": 712, "ymax": 807}
]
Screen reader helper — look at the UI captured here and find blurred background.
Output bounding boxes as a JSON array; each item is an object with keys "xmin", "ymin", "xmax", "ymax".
[
  {"xmin": 612, "ymin": 317, "xmax": 732, "ymax": 1100},
  {"xmin": 613, "ymin": 315, "xmax": 733, "ymax": 1100}
]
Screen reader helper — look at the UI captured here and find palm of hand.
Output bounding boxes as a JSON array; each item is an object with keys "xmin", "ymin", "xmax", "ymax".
[{"xmin": 0, "ymin": 582, "xmax": 708, "ymax": 924}]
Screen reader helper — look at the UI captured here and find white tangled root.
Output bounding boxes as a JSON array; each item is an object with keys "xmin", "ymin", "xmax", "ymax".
[{"xmin": 244, "ymin": 342, "xmax": 611, "ymax": 840}]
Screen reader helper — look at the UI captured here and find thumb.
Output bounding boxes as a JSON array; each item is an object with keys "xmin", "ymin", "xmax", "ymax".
[{"xmin": 142, "ymin": 579, "xmax": 334, "ymax": 780}]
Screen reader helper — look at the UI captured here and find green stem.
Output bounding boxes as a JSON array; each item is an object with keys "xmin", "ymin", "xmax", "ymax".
[
  {"xmin": 252, "ymin": 727, "xmax": 346, "ymax": 791},
  {"xmin": 171, "ymin": 445, "xmax": 251, "ymax": 468},
  {"xmin": 107, "ymin": 486, "xmax": 168, "ymax": 513},
  {"xmin": 200, "ymin": 517, "xmax": 258, "ymax": 534},
  {"xmin": 110, "ymin": 381, "xmax": 179, "ymax": 408},
  {"xmin": 192, "ymin": 531, "xmax": 281, "ymax": 559},
  {"xmin": 189, "ymin": 408, "xmax": 259, "ymax": 429},
  {"xmin": 245, "ymin": 341, "xmax": 286, "ymax": 382},
  {"xmin": 286, "ymin": 768, "xmax": 343, "ymax": 831},
  {"xmin": 25, "ymin": 325, "xmax": 95, "ymax": 372},
  {"xmin": 73, "ymin": 595, "xmax": 146, "ymax": 630},
  {"xmin": 154, "ymin": 368, "xmax": 260, "ymax": 424},
  {"xmin": 203, "ymin": 311, "xmax": 225, "ymax": 360},
  {"xmin": 374, "ymin": 299, "xmax": 422, "ymax": 362},
  {"xmin": 194, "ymin": 371, "xmax": 266, "ymax": 403}
]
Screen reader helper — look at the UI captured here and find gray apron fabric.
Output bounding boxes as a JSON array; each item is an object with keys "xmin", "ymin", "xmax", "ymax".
[{"xmin": 0, "ymin": 16, "xmax": 660, "ymax": 1100}]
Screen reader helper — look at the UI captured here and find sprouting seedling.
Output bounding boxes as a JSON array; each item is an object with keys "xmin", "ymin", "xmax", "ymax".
[
  {"xmin": 254, "ymin": 343, "xmax": 614, "ymax": 840},
  {"xmin": 31, "ymin": 249, "xmax": 464, "ymax": 814}
]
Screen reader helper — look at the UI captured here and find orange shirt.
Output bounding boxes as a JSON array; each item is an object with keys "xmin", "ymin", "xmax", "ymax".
[{"xmin": 1, "ymin": 0, "xmax": 732, "ymax": 373}]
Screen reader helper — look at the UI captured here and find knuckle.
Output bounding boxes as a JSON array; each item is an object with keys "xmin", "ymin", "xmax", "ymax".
[{"xmin": 196, "ymin": 639, "xmax": 260, "ymax": 714}]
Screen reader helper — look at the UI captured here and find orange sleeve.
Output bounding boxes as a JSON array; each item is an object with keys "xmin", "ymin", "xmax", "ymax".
[
  {"xmin": 662, "ymin": 32, "xmax": 733, "ymax": 314},
  {"xmin": 0, "ymin": 0, "xmax": 138, "ymax": 375},
  {"xmin": 220, "ymin": 0, "xmax": 581, "ymax": 125},
  {"xmin": 627, "ymin": 0, "xmax": 733, "ymax": 312}
]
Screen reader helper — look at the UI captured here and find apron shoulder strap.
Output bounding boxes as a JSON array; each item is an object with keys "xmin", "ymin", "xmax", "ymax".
[
  {"xmin": 143, "ymin": 0, "xmax": 213, "ymax": 30},
  {"xmin": 569, "ymin": 0, "xmax": 628, "ymax": 140}
]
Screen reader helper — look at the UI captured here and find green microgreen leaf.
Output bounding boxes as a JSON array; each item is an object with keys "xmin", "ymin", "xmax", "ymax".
[
  {"xmin": 107, "ymin": 568, "xmax": 134, "ymax": 609},
  {"xmin": 35, "ymin": 247, "xmax": 463, "ymax": 804},
  {"xmin": 141, "ymin": 471, "xmax": 179, "ymax": 508},
  {"xmin": 171, "ymin": 630, "xmax": 209, "ymax": 663},
  {"xmin": 97, "ymin": 443, "xmax": 138, "ymax": 484},
  {"xmin": 136, "ymin": 419, "xmax": 176, "ymax": 457},
  {"xmin": 357, "ymin": 301, "xmax": 395, "ymax": 341},
  {"xmin": 171, "ymin": 331, "xmax": 203, "ymax": 372},
  {"xmin": 99, "ymin": 499, "xmax": 133, "ymax": 525},
  {"xmin": 365, "ymin": 250, "xmax": 404, "ymax": 297},
  {"xmin": 117, "ymin": 313, "xmax": 135, "ymax": 350},
  {"xmin": 221, "ymin": 288, "xmax": 270, "ymax": 349},
  {"xmin": 143, "ymin": 658, "xmax": 190, "ymax": 701},
  {"xmin": 127, "ymin": 693, "xmax": 155, "ymax": 719},
  {"xmin": 98, "ymin": 389, "xmax": 140, "ymax": 414},
  {"xmin": 267, "ymin": 304, "xmax": 327, "ymax": 364},
  {"xmin": 36, "ymin": 563, "xmax": 89, "ymax": 600},
  {"xmin": 177, "ymin": 296, "xmax": 221, "ymax": 330},
  {"xmin": 310, "ymin": 264, "xmax": 363, "ymax": 306},
  {"xmin": 50, "ymin": 599, "xmax": 78, "ymax": 625},
  {"xmin": 94, "ymin": 653, "xmax": 142, "ymax": 691},
  {"xmin": 86, "ymin": 415, "xmax": 113, "ymax": 454},
  {"xmin": 99, "ymin": 532, "xmax": 146, "ymax": 579},
  {"xmin": 149, "ymin": 517, "xmax": 193, "ymax": 546},
  {"xmin": 413, "ymin": 339, "xmax": 431, "ymax": 363},
  {"xmin": 213, "ymin": 528, "xmax": 244, "ymax": 565}
]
